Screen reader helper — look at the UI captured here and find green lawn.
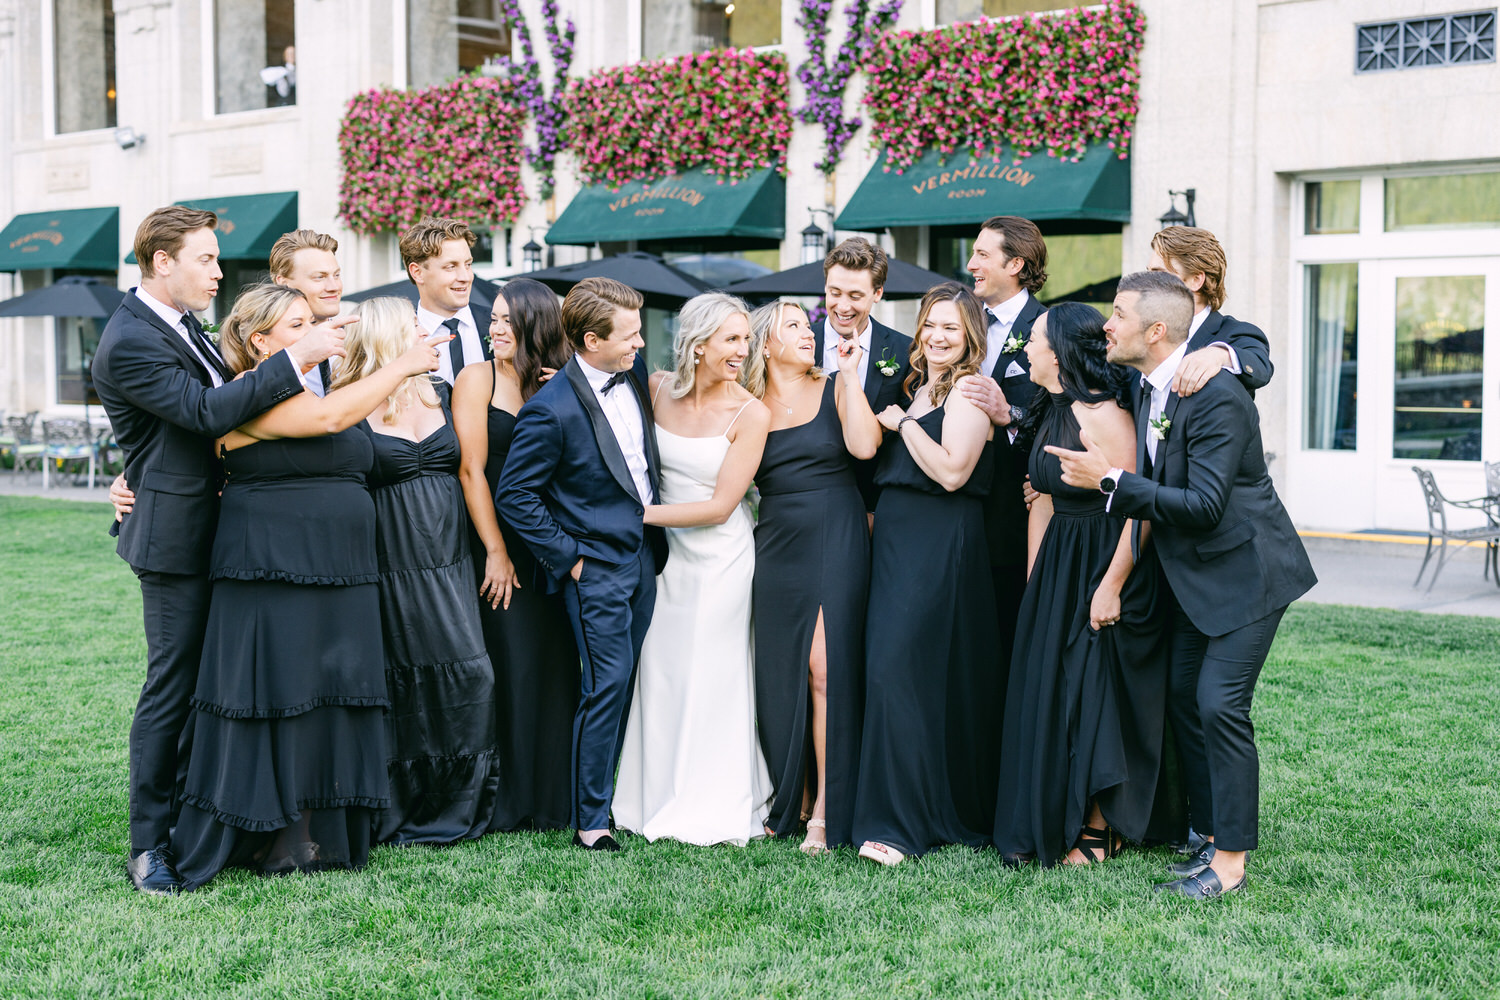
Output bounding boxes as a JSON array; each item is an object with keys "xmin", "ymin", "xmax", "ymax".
[{"xmin": 1, "ymin": 495, "xmax": 1496, "ymax": 999}]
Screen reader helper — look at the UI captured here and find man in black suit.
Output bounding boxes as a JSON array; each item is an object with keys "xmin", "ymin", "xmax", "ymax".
[
  {"xmin": 270, "ymin": 228, "xmax": 345, "ymax": 396},
  {"xmin": 1148, "ymin": 226, "xmax": 1272, "ymax": 398},
  {"xmin": 955, "ymin": 216, "xmax": 1048, "ymax": 682},
  {"xmin": 809, "ymin": 237, "xmax": 912, "ymax": 514},
  {"xmin": 402, "ymin": 217, "xmax": 493, "ymax": 385},
  {"xmin": 1049, "ymin": 270, "xmax": 1316, "ymax": 899},
  {"xmin": 92, "ymin": 206, "xmax": 343, "ymax": 894}
]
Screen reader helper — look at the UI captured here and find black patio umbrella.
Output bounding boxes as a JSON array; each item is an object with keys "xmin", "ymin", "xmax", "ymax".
[
  {"xmin": 0, "ymin": 276, "xmax": 128, "ymax": 426},
  {"xmin": 1044, "ymin": 275, "xmax": 1122, "ymax": 305},
  {"xmin": 508, "ymin": 252, "xmax": 712, "ymax": 311},
  {"xmin": 0, "ymin": 275, "xmax": 127, "ymax": 319},
  {"xmin": 720, "ymin": 258, "xmax": 951, "ymax": 301},
  {"xmin": 344, "ymin": 275, "xmax": 501, "ymax": 307}
]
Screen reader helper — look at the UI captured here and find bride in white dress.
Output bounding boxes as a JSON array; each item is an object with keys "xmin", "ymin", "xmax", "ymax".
[{"xmin": 613, "ymin": 292, "xmax": 774, "ymax": 846}]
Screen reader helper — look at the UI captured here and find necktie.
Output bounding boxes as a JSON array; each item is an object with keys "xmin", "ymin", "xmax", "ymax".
[
  {"xmin": 444, "ymin": 318, "xmax": 465, "ymax": 374},
  {"xmin": 180, "ymin": 314, "xmax": 225, "ymax": 383},
  {"xmin": 602, "ymin": 371, "xmax": 629, "ymax": 394}
]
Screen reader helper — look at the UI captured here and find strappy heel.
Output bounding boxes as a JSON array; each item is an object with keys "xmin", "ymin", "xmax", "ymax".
[
  {"xmin": 799, "ymin": 818, "xmax": 828, "ymax": 856},
  {"xmin": 1065, "ymin": 823, "xmax": 1122, "ymax": 865}
]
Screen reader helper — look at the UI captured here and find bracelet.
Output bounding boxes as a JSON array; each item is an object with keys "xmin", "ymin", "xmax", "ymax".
[{"xmin": 896, "ymin": 415, "xmax": 916, "ymax": 432}]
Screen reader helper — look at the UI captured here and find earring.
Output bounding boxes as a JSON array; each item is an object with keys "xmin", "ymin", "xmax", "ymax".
[{"xmin": 694, "ymin": 356, "xmax": 701, "ymax": 366}]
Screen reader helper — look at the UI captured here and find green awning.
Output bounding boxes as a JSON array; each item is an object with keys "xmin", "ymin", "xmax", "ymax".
[
  {"xmin": 0, "ymin": 207, "xmax": 119, "ymax": 272},
  {"xmin": 836, "ymin": 144, "xmax": 1130, "ymax": 232},
  {"xmin": 125, "ymin": 191, "xmax": 299, "ymax": 263},
  {"xmin": 547, "ymin": 167, "xmax": 784, "ymax": 246}
]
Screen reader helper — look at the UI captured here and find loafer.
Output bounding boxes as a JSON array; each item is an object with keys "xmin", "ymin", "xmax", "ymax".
[
  {"xmin": 572, "ymin": 831, "xmax": 621, "ymax": 853},
  {"xmin": 1166, "ymin": 842, "xmax": 1216, "ymax": 879},
  {"xmin": 1153, "ymin": 868, "xmax": 1246, "ymax": 900},
  {"xmin": 1170, "ymin": 827, "xmax": 1210, "ymax": 856},
  {"xmin": 127, "ymin": 847, "xmax": 182, "ymax": 896}
]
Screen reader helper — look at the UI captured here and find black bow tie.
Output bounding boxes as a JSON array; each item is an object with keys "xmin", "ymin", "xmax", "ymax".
[{"xmin": 602, "ymin": 372, "xmax": 630, "ymax": 394}]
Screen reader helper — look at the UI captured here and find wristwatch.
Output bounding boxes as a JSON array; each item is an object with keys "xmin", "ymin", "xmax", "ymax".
[
  {"xmin": 1007, "ymin": 403, "xmax": 1026, "ymax": 426},
  {"xmin": 1099, "ymin": 468, "xmax": 1126, "ymax": 496}
]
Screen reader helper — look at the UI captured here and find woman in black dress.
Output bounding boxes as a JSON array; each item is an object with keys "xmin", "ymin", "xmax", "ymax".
[
  {"xmin": 172, "ymin": 284, "xmax": 446, "ymax": 890},
  {"xmin": 452, "ymin": 278, "xmax": 578, "ymax": 832},
  {"xmin": 852, "ymin": 282, "xmax": 1000, "ymax": 866},
  {"xmin": 741, "ymin": 300, "xmax": 880, "ymax": 854},
  {"xmin": 994, "ymin": 302, "xmax": 1168, "ymax": 867},
  {"xmin": 334, "ymin": 297, "xmax": 500, "ymax": 845}
]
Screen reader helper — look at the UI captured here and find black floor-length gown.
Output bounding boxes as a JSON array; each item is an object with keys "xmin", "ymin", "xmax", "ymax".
[
  {"xmin": 173, "ymin": 430, "xmax": 390, "ymax": 889},
  {"xmin": 851, "ymin": 402, "xmax": 1001, "ymax": 857},
  {"xmin": 361, "ymin": 405, "xmax": 500, "ymax": 844},
  {"xmin": 994, "ymin": 393, "xmax": 1169, "ymax": 866},
  {"xmin": 472, "ymin": 371, "xmax": 578, "ymax": 832},
  {"xmin": 753, "ymin": 378, "xmax": 870, "ymax": 847}
]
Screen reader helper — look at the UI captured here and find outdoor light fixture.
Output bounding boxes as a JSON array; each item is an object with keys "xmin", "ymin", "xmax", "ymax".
[
  {"xmin": 522, "ymin": 226, "xmax": 549, "ymax": 271},
  {"xmin": 802, "ymin": 208, "xmax": 836, "ymax": 266},
  {"xmin": 114, "ymin": 126, "xmax": 145, "ymax": 150},
  {"xmin": 1158, "ymin": 188, "xmax": 1196, "ymax": 229}
]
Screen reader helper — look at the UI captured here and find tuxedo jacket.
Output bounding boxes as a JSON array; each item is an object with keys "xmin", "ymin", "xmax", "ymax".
[
  {"xmin": 982, "ymin": 293, "xmax": 1046, "ymax": 569},
  {"xmin": 1192, "ymin": 310, "xmax": 1272, "ymax": 396},
  {"xmin": 495, "ymin": 354, "xmax": 668, "ymax": 595},
  {"xmin": 1111, "ymin": 371, "xmax": 1316, "ymax": 637},
  {"xmin": 812, "ymin": 317, "xmax": 912, "ymax": 512},
  {"xmin": 92, "ymin": 292, "xmax": 303, "ymax": 576}
]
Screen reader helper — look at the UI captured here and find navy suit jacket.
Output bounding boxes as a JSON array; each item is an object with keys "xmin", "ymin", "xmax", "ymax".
[
  {"xmin": 812, "ymin": 317, "xmax": 912, "ymax": 512},
  {"xmin": 92, "ymin": 291, "xmax": 303, "ymax": 575},
  {"xmin": 495, "ymin": 355, "xmax": 668, "ymax": 594},
  {"xmin": 982, "ymin": 293, "xmax": 1046, "ymax": 569},
  {"xmin": 1112, "ymin": 371, "xmax": 1315, "ymax": 636},
  {"xmin": 1191, "ymin": 310, "xmax": 1272, "ymax": 396}
]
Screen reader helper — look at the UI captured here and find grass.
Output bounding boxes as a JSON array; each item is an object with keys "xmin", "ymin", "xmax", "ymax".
[{"xmin": 1, "ymin": 494, "xmax": 1497, "ymax": 999}]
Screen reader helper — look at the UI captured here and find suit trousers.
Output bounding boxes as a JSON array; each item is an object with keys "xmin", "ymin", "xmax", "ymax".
[
  {"xmin": 1166, "ymin": 602, "xmax": 1287, "ymax": 852},
  {"xmin": 562, "ymin": 546, "xmax": 657, "ymax": 831},
  {"xmin": 129, "ymin": 569, "xmax": 212, "ymax": 854}
]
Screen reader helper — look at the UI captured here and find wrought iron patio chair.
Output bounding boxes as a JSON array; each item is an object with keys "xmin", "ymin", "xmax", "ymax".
[
  {"xmin": 40, "ymin": 417, "xmax": 97, "ymax": 489},
  {"xmin": 1411, "ymin": 466, "xmax": 1500, "ymax": 591},
  {"xmin": 4, "ymin": 413, "xmax": 44, "ymax": 480}
]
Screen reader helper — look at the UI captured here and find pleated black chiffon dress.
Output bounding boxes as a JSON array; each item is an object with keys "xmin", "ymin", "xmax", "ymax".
[
  {"xmin": 361, "ymin": 405, "xmax": 500, "ymax": 845},
  {"xmin": 173, "ymin": 429, "xmax": 390, "ymax": 890},
  {"xmin": 752, "ymin": 377, "xmax": 870, "ymax": 847},
  {"xmin": 851, "ymin": 402, "xmax": 1002, "ymax": 858},
  {"xmin": 473, "ymin": 371, "xmax": 578, "ymax": 833},
  {"xmin": 994, "ymin": 393, "xmax": 1169, "ymax": 866}
]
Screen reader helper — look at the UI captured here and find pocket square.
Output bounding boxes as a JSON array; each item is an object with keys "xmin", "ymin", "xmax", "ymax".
[{"xmin": 1004, "ymin": 360, "xmax": 1027, "ymax": 379}]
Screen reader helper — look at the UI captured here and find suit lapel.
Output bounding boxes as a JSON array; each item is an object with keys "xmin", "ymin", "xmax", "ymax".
[
  {"xmin": 1152, "ymin": 391, "xmax": 1184, "ymax": 483},
  {"xmin": 183, "ymin": 313, "xmax": 232, "ymax": 381},
  {"xmin": 1188, "ymin": 310, "xmax": 1223, "ymax": 353},
  {"xmin": 629, "ymin": 364, "xmax": 662, "ymax": 502},
  {"xmin": 471, "ymin": 303, "xmax": 495, "ymax": 361},
  {"xmin": 812, "ymin": 322, "xmax": 825, "ymax": 363},
  {"xmin": 127, "ymin": 296, "xmax": 218, "ymax": 386},
  {"xmin": 563, "ymin": 358, "xmax": 642, "ymax": 504},
  {"xmin": 864, "ymin": 321, "xmax": 893, "ymax": 406},
  {"xmin": 1133, "ymin": 379, "xmax": 1152, "ymax": 476}
]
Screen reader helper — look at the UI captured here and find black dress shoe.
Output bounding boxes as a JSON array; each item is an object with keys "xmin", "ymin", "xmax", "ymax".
[
  {"xmin": 1153, "ymin": 868, "xmax": 1246, "ymax": 900},
  {"xmin": 1166, "ymin": 843, "xmax": 1216, "ymax": 879},
  {"xmin": 1170, "ymin": 828, "xmax": 1210, "ymax": 856},
  {"xmin": 127, "ymin": 848, "xmax": 183, "ymax": 896},
  {"xmin": 572, "ymin": 831, "xmax": 621, "ymax": 853}
]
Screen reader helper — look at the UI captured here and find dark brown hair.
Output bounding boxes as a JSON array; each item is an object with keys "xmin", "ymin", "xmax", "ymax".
[
  {"xmin": 134, "ymin": 206, "xmax": 217, "ymax": 279},
  {"xmin": 822, "ymin": 236, "xmax": 889, "ymax": 291},
  {"xmin": 560, "ymin": 277, "xmax": 644, "ymax": 351},
  {"xmin": 1116, "ymin": 270, "xmax": 1195, "ymax": 344},
  {"xmin": 500, "ymin": 278, "xmax": 571, "ymax": 401},
  {"xmin": 978, "ymin": 216, "xmax": 1048, "ymax": 293}
]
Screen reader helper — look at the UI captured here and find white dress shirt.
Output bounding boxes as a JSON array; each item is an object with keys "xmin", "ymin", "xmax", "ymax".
[
  {"xmin": 136, "ymin": 286, "xmax": 223, "ymax": 387},
  {"xmin": 1189, "ymin": 305, "xmax": 1242, "ymax": 374},
  {"xmin": 1142, "ymin": 341, "xmax": 1190, "ymax": 466},
  {"xmin": 821, "ymin": 319, "xmax": 872, "ymax": 390},
  {"xmin": 981, "ymin": 288, "xmax": 1031, "ymax": 378},
  {"xmin": 417, "ymin": 302, "xmax": 485, "ymax": 385},
  {"xmin": 577, "ymin": 356, "xmax": 653, "ymax": 504}
]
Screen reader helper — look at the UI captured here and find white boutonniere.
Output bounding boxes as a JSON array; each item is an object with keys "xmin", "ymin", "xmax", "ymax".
[
  {"xmin": 201, "ymin": 321, "xmax": 221, "ymax": 345},
  {"xmin": 1149, "ymin": 415, "xmax": 1171, "ymax": 441},
  {"xmin": 875, "ymin": 347, "xmax": 899, "ymax": 377},
  {"xmin": 1002, "ymin": 331, "xmax": 1026, "ymax": 354}
]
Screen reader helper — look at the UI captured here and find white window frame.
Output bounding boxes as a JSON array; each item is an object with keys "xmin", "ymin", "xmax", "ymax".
[
  {"xmin": 200, "ymin": 0, "xmax": 300, "ymax": 120},
  {"xmin": 41, "ymin": 1, "xmax": 119, "ymax": 141}
]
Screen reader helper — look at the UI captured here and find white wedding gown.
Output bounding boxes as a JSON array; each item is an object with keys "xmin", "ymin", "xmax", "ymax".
[{"xmin": 613, "ymin": 413, "xmax": 773, "ymax": 846}]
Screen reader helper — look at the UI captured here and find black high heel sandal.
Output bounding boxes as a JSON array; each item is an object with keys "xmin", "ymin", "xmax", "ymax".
[{"xmin": 1067, "ymin": 824, "xmax": 1122, "ymax": 865}]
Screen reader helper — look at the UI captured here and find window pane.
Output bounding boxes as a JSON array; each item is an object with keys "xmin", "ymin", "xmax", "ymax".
[
  {"xmin": 54, "ymin": 0, "xmax": 116, "ymax": 133},
  {"xmin": 56, "ymin": 317, "xmax": 104, "ymax": 405},
  {"xmin": 1303, "ymin": 263, "xmax": 1358, "ymax": 450},
  {"xmin": 1385, "ymin": 172, "xmax": 1500, "ymax": 231},
  {"xmin": 409, "ymin": 0, "xmax": 512, "ymax": 89},
  {"xmin": 215, "ymin": 0, "xmax": 296, "ymax": 113},
  {"xmin": 642, "ymin": 0, "xmax": 779, "ymax": 60},
  {"xmin": 1304, "ymin": 180, "xmax": 1360, "ymax": 235},
  {"xmin": 1393, "ymin": 275, "xmax": 1484, "ymax": 461},
  {"xmin": 937, "ymin": 0, "xmax": 1074, "ymax": 22}
]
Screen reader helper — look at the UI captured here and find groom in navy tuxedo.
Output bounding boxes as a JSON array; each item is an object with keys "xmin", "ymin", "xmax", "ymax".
[{"xmin": 496, "ymin": 276, "xmax": 667, "ymax": 851}]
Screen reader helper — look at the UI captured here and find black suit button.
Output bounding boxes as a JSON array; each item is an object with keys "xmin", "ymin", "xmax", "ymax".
[{"xmin": 635, "ymin": 507, "xmax": 643, "ymax": 516}]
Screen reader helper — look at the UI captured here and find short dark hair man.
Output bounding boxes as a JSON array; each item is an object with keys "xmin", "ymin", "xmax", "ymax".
[
  {"xmin": 1048, "ymin": 269, "xmax": 1316, "ymax": 900},
  {"xmin": 92, "ymin": 206, "xmax": 342, "ymax": 894},
  {"xmin": 809, "ymin": 237, "xmax": 912, "ymax": 512},
  {"xmin": 400, "ymin": 217, "xmax": 492, "ymax": 384}
]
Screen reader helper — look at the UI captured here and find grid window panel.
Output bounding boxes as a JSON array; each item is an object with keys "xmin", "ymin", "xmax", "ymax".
[{"xmin": 1357, "ymin": 9, "xmax": 1496, "ymax": 72}]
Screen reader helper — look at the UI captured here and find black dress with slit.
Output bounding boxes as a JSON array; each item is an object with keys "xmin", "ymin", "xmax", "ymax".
[
  {"xmin": 994, "ymin": 393, "xmax": 1169, "ymax": 866},
  {"xmin": 472, "ymin": 367, "xmax": 578, "ymax": 832},
  {"xmin": 752, "ymin": 377, "xmax": 870, "ymax": 847},
  {"xmin": 173, "ymin": 428, "xmax": 390, "ymax": 890},
  {"xmin": 360, "ymin": 404, "xmax": 500, "ymax": 844},
  {"xmin": 851, "ymin": 402, "xmax": 1002, "ymax": 857}
]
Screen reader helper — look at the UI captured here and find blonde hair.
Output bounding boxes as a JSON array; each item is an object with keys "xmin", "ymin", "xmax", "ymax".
[
  {"xmin": 329, "ymin": 296, "xmax": 439, "ymax": 423},
  {"xmin": 904, "ymin": 281, "xmax": 988, "ymax": 406},
  {"xmin": 669, "ymin": 292, "xmax": 751, "ymax": 399},
  {"xmin": 218, "ymin": 283, "xmax": 307, "ymax": 375},
  {"xmin": 743, "ymin": 299, "xmax": 822, "ymax": 399},
  {"xmin": 1150, "ymin": 226, "xmax": 1227, "ymax": 311},
  {"xmin": 269, "ymin": 229, "xmax": 339, "ymax": 279},
  {"xmin": 399, "ymin": 217, "xmax": 476, "ymax": 282}
]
